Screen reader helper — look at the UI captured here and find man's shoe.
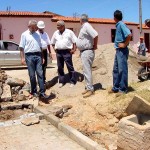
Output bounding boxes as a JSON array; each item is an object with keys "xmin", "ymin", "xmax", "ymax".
[
  {"xmin": 39, "ymin": 93, "xmax": 50, "ymax": 99},
  {"xmin": 108, "ymin": 89, "xmax": 118, "ymax": 94},
  {"xmin": 115, "ymin": 92, "xmax": 126, "ymax": 98},
  {"xmin": 82, "ymin": 90, "xmax": 88, "ymax": 95},
  {"xmin": 58, "ymin": 83, "xmax": 64, "ymax": 88},
  {"xmin": 69, "ymin": 83, "xmax": 75, "ymax": 88},
  {"xmin": 83, "ymin": 91, "xmax": 94, "ymax": 98},
  {"xmin": 33, "ymin": 93, "xmax": 38, "ymax": 98},
  {"xmin": 29, "ymin": 93, "xmax": 38, "ymax": 99}
]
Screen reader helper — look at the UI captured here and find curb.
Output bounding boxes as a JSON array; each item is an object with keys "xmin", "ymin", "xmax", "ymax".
[{"xmin": 34, "ymin": 107, "xmax": 106, "ymax": 150}]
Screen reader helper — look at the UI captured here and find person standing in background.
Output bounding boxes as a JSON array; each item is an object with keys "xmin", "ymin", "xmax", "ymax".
[
  {"xmin": 137, "ymin": 37, "xmax": 146, "ymax": 56},
  {"xmin": 37, "ymin": 21, "xmax": 52, "ymax": 83}
]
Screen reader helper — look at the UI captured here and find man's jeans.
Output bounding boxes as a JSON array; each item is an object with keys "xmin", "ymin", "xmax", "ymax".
[
  {"xmin": 112, "ymin": 48, "xmax": 129, "ymax": 93},
  {"xmin": 56, "ymin": 50, "xmax": 76, "ymax": 84},
  {"xmin": 81, "ymin": 50, "xmax": 95, "ymax": 91},
  {"xmin": 25, "ymin": 52, "xmax": 45, "ymax": 94}
]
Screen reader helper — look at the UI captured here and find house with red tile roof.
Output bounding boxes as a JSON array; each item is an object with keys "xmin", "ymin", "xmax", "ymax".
[{"xmin": 0, "ymin": 10, "xmax": 150, "ymax": 54}]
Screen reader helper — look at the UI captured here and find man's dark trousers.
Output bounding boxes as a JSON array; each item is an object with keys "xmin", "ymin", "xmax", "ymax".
[
  {"xmin": 56, "ymin": 49, "xmax": 76, "ymax": 84},
  {"xmin": 42, "ymin": 50, "xmax": 48, "ymax": 83}
]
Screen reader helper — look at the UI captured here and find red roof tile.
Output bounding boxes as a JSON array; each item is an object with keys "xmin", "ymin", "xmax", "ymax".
[
  {"xmin": 51, "ymin": 16, "xmax": 138, "ymax": 25},
  {"xmin": 0, "ymin": 11, "xmax": 60, "ymax": 17}
]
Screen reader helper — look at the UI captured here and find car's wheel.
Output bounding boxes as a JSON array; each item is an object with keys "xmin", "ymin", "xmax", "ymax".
[{"xmin": 138, "ymin": 67, "xmax": 149, "ymax": 81}]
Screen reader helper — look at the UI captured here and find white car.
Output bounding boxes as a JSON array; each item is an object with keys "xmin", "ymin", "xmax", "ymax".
[
  {"xmin": 0, "ymin": 40, "xmax": 21, "ymax": 66},
  {"xmin": 0, "ymin": 40, "xmax": 52, "ymax": 66}
]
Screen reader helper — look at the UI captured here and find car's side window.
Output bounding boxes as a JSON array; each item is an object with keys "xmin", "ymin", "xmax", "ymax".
[{"xmin": 3, "ymin": 42, "xmax": 19, "ymax": 51}]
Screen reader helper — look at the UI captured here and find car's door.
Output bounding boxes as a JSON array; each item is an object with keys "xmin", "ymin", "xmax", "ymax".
[
  {"xmin": 0, "ymin": 42, "xmax": 5, "ymax": 66},
  {"xmin": 3, "ymin": 41, "xmax": 21, "ymax": 66}
]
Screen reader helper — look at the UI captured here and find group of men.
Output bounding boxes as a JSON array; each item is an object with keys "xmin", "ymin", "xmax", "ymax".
[
  {"xmin": 19, "ymin": 13, "xmax": 98, "ymax": 102},
  {"xmin": 20, "ymin": 9, "xmax": 147, "ymax": 102}
]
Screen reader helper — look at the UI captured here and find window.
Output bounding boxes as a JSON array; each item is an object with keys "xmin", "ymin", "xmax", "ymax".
[
  {"xmin": 3, "ymin": 42, "xmax": 19, "ymax": 51},
  {"xmin": 111, "ymin": 29, "xmax": 133, "ymax": 43}
]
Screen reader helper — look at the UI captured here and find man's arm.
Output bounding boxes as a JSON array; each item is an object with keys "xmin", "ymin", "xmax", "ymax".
[
  {"xmin": 70, "ymin": 43, "xmax": 76, "ymax": 54},
  {"xmin": 20, "ymin": 47, "xmax": 26, "ymax": 65},
  {"xmin": 47, "ymin": 45, "xmax": 53, "ymax": 59},
  {"xmin": 118, "ymin": 34, "xmax": 132, "ymax": 48}
]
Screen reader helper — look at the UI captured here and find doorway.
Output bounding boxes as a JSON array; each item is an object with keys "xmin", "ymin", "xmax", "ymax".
[{"xmin": 144, "ymin": 33, "xmax": 150, "ymax": 53}]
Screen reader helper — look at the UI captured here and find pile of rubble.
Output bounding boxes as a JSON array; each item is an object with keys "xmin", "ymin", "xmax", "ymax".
[{"xmin": 0, "ymin": 68, "xmax": 31, "ymax": 103}]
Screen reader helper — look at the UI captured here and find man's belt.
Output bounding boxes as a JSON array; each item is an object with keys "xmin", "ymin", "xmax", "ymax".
[{"xmin": 80, "ymin": 48, "xmax": 93, "ymax": 53}]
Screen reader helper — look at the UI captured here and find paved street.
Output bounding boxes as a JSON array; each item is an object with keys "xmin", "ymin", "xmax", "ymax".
[{"xmin": 0, "ymin": 120, "xmax": 85, "ymax": 150}]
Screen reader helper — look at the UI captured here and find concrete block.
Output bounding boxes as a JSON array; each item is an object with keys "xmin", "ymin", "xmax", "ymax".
[
  {"xmin": 34, "ymin": 107, "xmax": 51, "ymax": 116},
  {"xmin": 36, "ymin": 113, "xmax": 45, "ymax": 120},
  {"xmin": 46, "ymin": 114, "xmax": 60, "ymax": 128},
  {"xmin": 126, "ymin": 95, "xmax": 150, "ymax": 115},
  {"xmin": 58, "ymin": 122, "xmax": 106, "ymax": 150},
  {"xmin": 1, "ymin": 84, "xmax": 12, "ymax": 101},
  {"xmin": 118, "ymin": 114, "xmax": 150, "ymax": 150}
]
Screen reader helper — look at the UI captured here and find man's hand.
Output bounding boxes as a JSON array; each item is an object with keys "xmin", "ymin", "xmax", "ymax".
[
  {"xmin": 21, "ymin": 58, "xmax": 26, "ymax": 65},
  {"xmin": 118, "ymin": 43, "xmax": 126, "ymax": 48},
  {"xmin": 70, "ymin": 49, "xmax": 76, "ymax": 54}
]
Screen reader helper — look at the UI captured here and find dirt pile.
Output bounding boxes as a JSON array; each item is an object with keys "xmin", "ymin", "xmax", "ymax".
[{"xmin": 73, "ymin": 43, "xmax": 140, "ymax": 88}]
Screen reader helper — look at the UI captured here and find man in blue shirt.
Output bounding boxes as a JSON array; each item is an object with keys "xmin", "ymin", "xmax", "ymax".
[{"xmin": 109, "ymin": 10, "xmax": 131, "ymax": 95}]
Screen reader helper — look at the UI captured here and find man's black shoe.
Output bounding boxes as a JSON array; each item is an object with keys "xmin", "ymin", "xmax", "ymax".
[
  {"xmin": 33, "ymin": 93, "xmax": 39, "ymax": 98},
  {"xmin": 39, "ymin": 93, "xmax": 50, "ymax": 99}
]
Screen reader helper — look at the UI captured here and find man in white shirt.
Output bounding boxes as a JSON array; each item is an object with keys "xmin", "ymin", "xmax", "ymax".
[
  {"xmin": 51, "ymin": 20, "xmax": 77, "ymax": 88},
  {"xmin": 37, "ymin": 21, "xmax": 52, "ymax": 83},
  {"xmin": 76, "ymin": 14, "xmax": 98, "ymax": 98},
  {"xmin": 19, "ymin": 20, "xmax": 50, "ymax": 102}
]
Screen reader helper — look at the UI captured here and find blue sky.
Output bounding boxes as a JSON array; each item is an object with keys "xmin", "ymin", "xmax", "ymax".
[{"xmin": 0, "ymin": 0, "xmax": 149, "ymax": 23}]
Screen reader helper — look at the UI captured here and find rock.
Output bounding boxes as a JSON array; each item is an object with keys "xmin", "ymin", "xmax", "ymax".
[
  {"xmin": 16, "ymin": 94, "xmax": 26, "ymax": 101},
  {"xmin": 19, "ymin": 90, "xmax": 30, "ymax": 97},
  {"xmin": 21, "ymin": 117, "xmax": 40, "ymax": 126},
  {"xmin": 62, "ymin": 105, "xmax": 72, "ymax": 113},
  {"xmin": 0, "ymin": 86, "xmax": 2, "ymax": 96},
  {"xmin": 126, "ymin": 95, "xmax": 150, "ymax": 115},
  {"xmin": 15, "ymin": 86, "xmax": 22, "ymax": 92},
  {"xmin": 22, "ymin": 83, "xmax": 31, "ymax": 92},
  {"xmin": 1, "ymin": 84, "xmax": 12, "ymax": 101},
  {"xmin": 6, "ymin": 78, "xmax": 25, "ymax": 87},
  {"xmin": 48, "ymin": 106, "xmax": 63, "ymax": 116},
  {"xmin": 63, "ymin": 112, "xmax": 70, "ymax": 117},
  {"xmin": 108, "ymin": 117, "xmax": 119, "ymax": 127}
]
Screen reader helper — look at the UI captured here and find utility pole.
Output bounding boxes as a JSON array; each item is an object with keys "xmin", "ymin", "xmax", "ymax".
[{"xmin": 139, "ymin": 0, "xmax": 142, "ymax": 35}]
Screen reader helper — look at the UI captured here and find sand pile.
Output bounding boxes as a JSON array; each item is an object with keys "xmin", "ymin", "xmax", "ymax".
[{"xmin": 73, "ymin": 43, "xmax": 140, "ymax": 88}]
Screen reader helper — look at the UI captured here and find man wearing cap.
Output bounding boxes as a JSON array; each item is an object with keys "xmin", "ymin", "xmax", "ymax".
[
  {"xmin": 51, "ymin": 20, "xmax": 77, "ymax": 88},
  {"xmin": 76, "ymin": 14, "xmax": 98, "ymax": 98},
  {"xmin": 37, "ymin": 21, "xmax": 52, "ymax": 83},
  {"xmin": 138, "ymin": 37, "xmax": 146, "ymax": 56},
  {"xmin": 19, "ymin": 20, "xmax": 50, "ymax": 102}
]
